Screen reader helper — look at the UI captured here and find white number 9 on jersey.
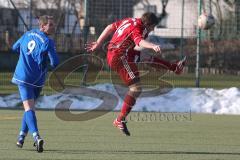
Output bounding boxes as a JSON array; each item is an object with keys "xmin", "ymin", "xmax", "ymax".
[{"xmin": 27, "ymin": 40, "xmax": 36, "ymax": 55}]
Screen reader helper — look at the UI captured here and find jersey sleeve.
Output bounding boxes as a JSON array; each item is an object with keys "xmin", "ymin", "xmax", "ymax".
[
  {"xmin": 45, "ymin": 39, "xmax": 59, "ymax": 68},
  {"xmin": 131, "ymin": 26, "xmax": 143, "ymax": 46},
  {"xmin": 12, "ymin": 35, "xmax": 25, "ymax": 53}
]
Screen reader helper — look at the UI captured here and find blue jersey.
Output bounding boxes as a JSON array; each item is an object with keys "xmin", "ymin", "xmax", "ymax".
[{"xmin": 12, "ymin": 29, "xmax": 59, "ymax": 87}]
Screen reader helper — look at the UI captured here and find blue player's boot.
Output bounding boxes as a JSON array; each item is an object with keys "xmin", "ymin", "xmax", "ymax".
[
  {"xmin": 16, "ymin": 135, "xmax": 25, "ymax": 148},
  {"xmin": 33, "ymin": 136, "xmax": 44, "ymax": 153}
]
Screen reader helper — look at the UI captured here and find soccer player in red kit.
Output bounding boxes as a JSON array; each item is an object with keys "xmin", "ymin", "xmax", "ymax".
[{"xmin": 86, "ymin": 12, "xmax": 185, "ymax": 136}]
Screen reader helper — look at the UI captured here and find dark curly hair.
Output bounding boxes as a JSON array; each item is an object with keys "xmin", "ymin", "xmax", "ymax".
[{"xmin": 141, "ymin": 12, "xmax": 159, "ymax": 26}]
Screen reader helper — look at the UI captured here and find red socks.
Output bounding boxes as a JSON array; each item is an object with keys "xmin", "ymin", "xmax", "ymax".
[{"xmin": 117, "ymin": 95, "xmax": 136, "ymax": 121}]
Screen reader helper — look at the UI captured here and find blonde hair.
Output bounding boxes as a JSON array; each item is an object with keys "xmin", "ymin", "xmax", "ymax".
[{"xmin": 38, "ymin": 15, "xmax": 53, "ymax": 25}]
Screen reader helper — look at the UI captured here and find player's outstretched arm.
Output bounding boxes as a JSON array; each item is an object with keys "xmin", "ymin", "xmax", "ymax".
[
  {"xmin": 86, "ymin": 24, "xmax": 115, "ymax": 52},
  {"xmin": 139, "ymin": 39, "xmax": 161, "ymax": 54}
]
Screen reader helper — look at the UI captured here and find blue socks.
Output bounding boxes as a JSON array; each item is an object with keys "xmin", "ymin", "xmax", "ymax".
[
  {"xmin": 20, "ymin": 112, "xmax": 28, "ymax": 135},
  {"xmin": 19, "ymin": 110, "xmax": 39, "ymax": 141},
  {"xmin": 25, "ymin": 110, "xmax": 38, "ymax": 133},
  {"xmin": 18, "ymin": 110, "xmax": 41, "ymax": 142},
  {"xmin": 18, "ymin": 112, "xmax": 28, "ymax": 141}
]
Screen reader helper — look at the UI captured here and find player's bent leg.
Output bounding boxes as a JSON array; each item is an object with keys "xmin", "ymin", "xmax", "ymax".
[
  {"xmin": 148, "ymin": 56, "xmax": 186, "ymax": 75},
  {"xmin": 149, "ymin": 57, "xmax": 173, "ymax": 71}
]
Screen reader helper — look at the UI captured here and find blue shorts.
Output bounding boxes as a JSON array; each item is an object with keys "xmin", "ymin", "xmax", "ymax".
[{"xmin": 18, "ymin": 85, "xmax": 42, "ymax": 101}]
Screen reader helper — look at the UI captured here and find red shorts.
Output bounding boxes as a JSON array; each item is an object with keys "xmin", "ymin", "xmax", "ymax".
[{"xmin": 107, "ymin": 51, "xmax": 140, "ymax": 86}]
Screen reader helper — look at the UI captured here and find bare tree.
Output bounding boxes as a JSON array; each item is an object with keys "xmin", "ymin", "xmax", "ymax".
[{"xmin": 211, "ymin": 0, "xmax": 236, "ymax": 38}]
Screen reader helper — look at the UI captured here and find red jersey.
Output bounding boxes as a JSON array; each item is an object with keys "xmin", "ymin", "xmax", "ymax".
[
  {"xmin": 108, "ymin": 18, "xmax": 145, "ymax": 54},
  {"xmin": 106, "ymin": 18, "xmax": 150, "ymax": 86}
]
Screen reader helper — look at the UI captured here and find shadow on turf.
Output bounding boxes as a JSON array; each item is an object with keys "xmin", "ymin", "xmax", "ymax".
[{"xmin": 25, "ymin": 149, "xmax": 240, "ymax": 155}]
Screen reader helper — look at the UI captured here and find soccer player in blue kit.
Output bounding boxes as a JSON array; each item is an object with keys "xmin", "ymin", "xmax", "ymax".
[{"xmin": 12, "ymin": 15, "xmax": 59, "ymax": 153}]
